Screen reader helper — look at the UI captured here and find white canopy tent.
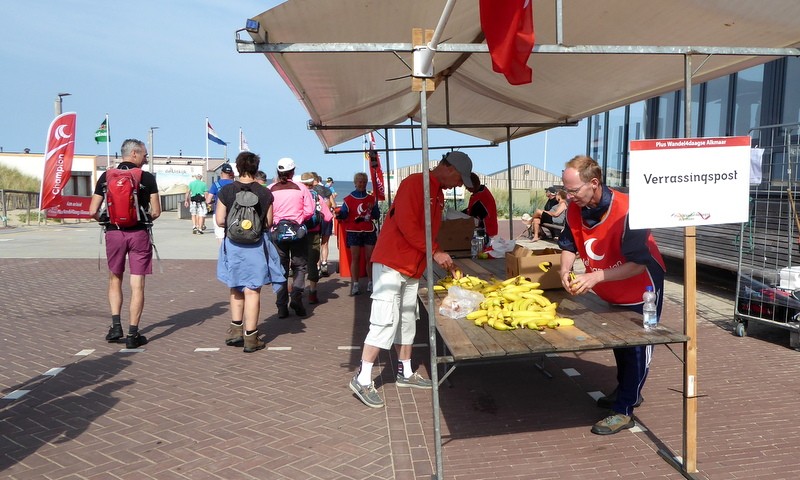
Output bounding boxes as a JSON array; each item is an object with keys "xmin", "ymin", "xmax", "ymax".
[
  {"xmin": 237, "ymin": 1, "xmax": 800, "ymax": 478},
  {"xmin": 239, "ymin": 0, "xmax": 800, "ymax": 150}
]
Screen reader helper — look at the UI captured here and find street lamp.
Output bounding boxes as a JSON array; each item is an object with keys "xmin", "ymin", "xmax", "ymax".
[
  {"xmin": 54, "ymin": 92, "xmax": 71, "ymax": 116},
  {"xmin": 148, "ymin": 126, "xmax": 159, "ymax": 173}
]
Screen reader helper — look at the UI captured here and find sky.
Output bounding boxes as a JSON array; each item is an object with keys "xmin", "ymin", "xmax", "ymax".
[{"xmin": 0, "ymin": 0, "xmax": 586, "ymax": 182}]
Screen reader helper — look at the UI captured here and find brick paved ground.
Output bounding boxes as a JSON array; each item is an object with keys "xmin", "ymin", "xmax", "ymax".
[{"xmin": 2, "ymin": 218, "xmax": 800, "ymax": 479}]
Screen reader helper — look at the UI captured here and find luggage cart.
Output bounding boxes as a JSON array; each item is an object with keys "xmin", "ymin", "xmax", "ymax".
[{"xmin": 734, "ymin": 123, "xmax": 800, "ymax": 348}]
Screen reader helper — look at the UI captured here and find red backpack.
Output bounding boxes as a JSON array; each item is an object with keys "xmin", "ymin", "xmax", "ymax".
[{"xmin": 104, "ymin": 167, "xmax": 144, "ymax": 228}]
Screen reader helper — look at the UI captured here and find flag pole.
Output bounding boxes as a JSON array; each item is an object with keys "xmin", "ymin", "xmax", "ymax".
[
  {"xmin": 205, "ymin": 117, "xmax": 209, "ymax": 173},
  {"xmin": 105, "ymin": 113, "xmax": 110, "ymax": 168}
]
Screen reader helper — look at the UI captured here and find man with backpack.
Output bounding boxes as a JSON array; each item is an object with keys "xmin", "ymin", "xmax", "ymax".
[
  {"xmin": 207, "ymin": 163, "xmax": 235, "ymax": 245},
  {"xmin": 89, "ymin": 139, "xmax": 161, "ymax": 349},
  {"xmin": 299, "ymin": 172, "xmax": 330, "ymax": 304}
]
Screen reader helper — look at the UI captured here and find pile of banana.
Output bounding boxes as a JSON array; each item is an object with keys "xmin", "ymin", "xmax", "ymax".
[{"xmin": 435, "ymin": 270, "xmax": 575, "ymax": 331}]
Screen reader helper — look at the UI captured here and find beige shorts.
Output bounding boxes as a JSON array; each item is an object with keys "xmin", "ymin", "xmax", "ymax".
[{"xmin": 364, "ymin": 263, "xmax": 419, "ymax": 349}]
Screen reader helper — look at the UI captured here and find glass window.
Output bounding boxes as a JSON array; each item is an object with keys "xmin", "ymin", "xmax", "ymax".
[
  {"xmin": 605, "ymin": 107, "xmax": 626, "ymax": 187},
  {"xmin": 590, "ymin": 113, "xmax": 605, "ymax": 166},
  {"xmin": 677, "ymin": 84, "xmax": 701, "ymax": 137},
  {"xmin": 655, "ymin": 94, "xmax": 676, "ymax": 138},
  {"xmin": 782, "ymin": 57, "xmax": 800, "ymax": 124},
  {"xmin": 733, "ymin": 64, "xmax": 764, "ymax": 136},
  {"xmin": 703, "ymin": 76, "xmax": 730, "ymax": 136}
]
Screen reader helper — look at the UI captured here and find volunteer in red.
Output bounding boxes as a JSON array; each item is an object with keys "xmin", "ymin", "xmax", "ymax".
[
  {"xmin": 336, "ymin": 172, "xmax": 380, "ymax": 296},
  {"xmin": 558, "ymin": 155, "xmax": 665, "ymax": 435},
  {"xmin": 348, "ymin": 151, "xmax": 474, "ymax": 408},
  {"xmin": 463, "ymin": 172, "xmax": 498, "ymax": 247},
  {"xmin": 89, "ymin": 139, "xmax": 161, "ymax": 349}
]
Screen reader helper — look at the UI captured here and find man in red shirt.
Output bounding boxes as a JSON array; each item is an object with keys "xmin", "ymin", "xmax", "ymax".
[{"xmin": 349, "ymin": 152, "xmax": 474, "ymax": 408}]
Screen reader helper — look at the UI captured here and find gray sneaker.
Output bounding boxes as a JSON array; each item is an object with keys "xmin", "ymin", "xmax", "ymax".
[
  {"xmin": 396, "ymin": 371, "xmax": 433, "ymax": 389},
  {"xmin": 349, "ymin": 376, "xmax": 384, "ymax": 408}
]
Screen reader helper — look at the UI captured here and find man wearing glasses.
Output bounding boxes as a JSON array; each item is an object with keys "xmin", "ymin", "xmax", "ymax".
[
  {"xmin": 558, "ymin": 155, "xmax": 665, "ymax": 435},
  {"xmin": 89, "ymin": 139, "xmax": 161, "ymax": 349}
]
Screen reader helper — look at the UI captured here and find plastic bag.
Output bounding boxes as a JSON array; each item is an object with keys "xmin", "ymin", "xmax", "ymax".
[{"xmin": 439, "ymin": 286, "xmax": 485, "ymax": 319}]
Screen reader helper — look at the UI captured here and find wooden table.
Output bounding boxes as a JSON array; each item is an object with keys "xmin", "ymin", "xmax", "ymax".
[{"xmin": 420, "ymin": 257, "xmax": 689, "ymax": 378}]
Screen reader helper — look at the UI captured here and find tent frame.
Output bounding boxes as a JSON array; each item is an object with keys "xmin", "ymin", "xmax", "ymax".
[{"xmin": 237, "ymin": 2, "xmax": 800, "ymax": 478}]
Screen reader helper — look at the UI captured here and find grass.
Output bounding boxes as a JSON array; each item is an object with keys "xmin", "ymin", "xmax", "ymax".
[{"xmin": 0, "ymin": 164, "xmax": 39, "ymax": 191}]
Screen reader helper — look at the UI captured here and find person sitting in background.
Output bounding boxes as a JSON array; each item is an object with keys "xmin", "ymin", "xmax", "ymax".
[
  {"xmin": 462, "ymin": 172, "xmax": 498, "ymax": 247},
  {"xmin": 531, "ymin": 189, "xmax": 567, "ymax": 241}
]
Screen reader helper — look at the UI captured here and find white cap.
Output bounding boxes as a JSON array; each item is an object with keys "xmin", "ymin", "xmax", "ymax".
[{"xmin": 277, "ymin": 157, "xmax": 296, "ymax": 172}]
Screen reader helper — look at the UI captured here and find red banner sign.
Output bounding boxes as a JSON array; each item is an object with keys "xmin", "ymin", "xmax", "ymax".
[
  {"xmin": 40, "ymin": 112, "xmax": 77, "ymax": 210},
  {"xmin": 44, "ymin": 195, "xmax": 93, "ymax": 219}
]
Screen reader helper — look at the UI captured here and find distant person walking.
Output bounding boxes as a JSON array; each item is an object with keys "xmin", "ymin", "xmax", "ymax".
[
  {"xmin": 207, "ymin": 163, "xmax": 235, "ymax": 245},
  {"xmin": 312, "ymin": 173, "xmax": 336, "ymax": 277},
  {"xmin": 184, "ymin": 173, "xmax": 208, "ymax": 234},
  {"xmin": 89, "ymin": 139, "xmax": 161, "ymax": 349}
]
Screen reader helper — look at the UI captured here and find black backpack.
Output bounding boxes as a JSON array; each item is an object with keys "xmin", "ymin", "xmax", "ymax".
[
  {"xmin": 225, "ymin": 185, "xmax": 263, "ymax": 244},
  {"xmin": 304, "ymin": 188, "xmax": 323, "ymax": 229}
]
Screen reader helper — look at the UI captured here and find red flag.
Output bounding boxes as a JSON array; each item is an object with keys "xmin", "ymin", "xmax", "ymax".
[
  {"xmin": 366, "ymin": 133, "xmax": 386, "ymax": 201},
  {"xmin": 40, "ymin": 112, "xmax": 77, "ymax": 210},
  {"xmin": 479, "ymin": 0, "xmax": 535, "ymax": 85}
]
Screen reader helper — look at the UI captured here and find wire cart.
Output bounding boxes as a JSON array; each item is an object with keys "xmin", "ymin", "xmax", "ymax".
[{"xmin": 735, "ymin": 123, "xmax": 800, "ymax": 348}]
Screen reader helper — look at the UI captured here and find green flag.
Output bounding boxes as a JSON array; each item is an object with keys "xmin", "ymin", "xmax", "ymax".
[{"xmin": 95, "ymin": 119, "xmax": 109, "ymax": 144}]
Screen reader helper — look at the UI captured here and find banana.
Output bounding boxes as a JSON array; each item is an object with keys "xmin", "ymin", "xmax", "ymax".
[
  {"xmin": 538, "ymin": 261, "xmax": 552, "ymax": 272},
  {"xmin": 466, "ymin": 309, "xmax": 489, "ymax": 320},
  {"xmin": 473, "ymin": 316, "xmax": 489, "ymax": 326},
  {"xmin": 502, "ymin": 292, "xmax": 522, "ymax": 302},
  {"xmin": 524, "ymin": 320, "xmax": 545, "ymax": 330},
  {"xmin": 501, "ymin": 275, "xmax": 522, "ymax": 286},
  {"xmin": 557, "ymin": 318, "xmax": 575, "ymax": 326},
  {"xmin": 452, "ymin": 269, "xmax": 463, "ymax": 280},
  {"xmin": 491, "ymin": 321, "xmax": 514, "ymax": 331},
  {"xmin": 546, "ymin": 319, "xmax": 560, "ymax": 329},
  {"xmin": 433, "ymin": 285, "xmax": 447, "ymax": 292}
]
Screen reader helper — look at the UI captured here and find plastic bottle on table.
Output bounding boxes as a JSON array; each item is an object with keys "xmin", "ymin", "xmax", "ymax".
[
  {"xmin": 642, "ymin": 286, "xmax": 658, "ymax": 331},
  {"xmin": 471, "ymin": 229, "xmax": 482, "ymax": 259}
]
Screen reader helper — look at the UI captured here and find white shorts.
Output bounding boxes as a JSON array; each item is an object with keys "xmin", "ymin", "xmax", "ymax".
[
  {"xmin": 364, "ymin": 263, "xmax": 419, "ymax": 349},
  {"xmin": 189, "ymin": 201, "xmax": 206, "ymax": 216},
  {"xmin": 213, "ymin": 215, "xmax": 225, "ymax": 239}
]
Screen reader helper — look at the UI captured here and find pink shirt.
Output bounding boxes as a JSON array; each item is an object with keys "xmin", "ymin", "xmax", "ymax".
[{"xmin": 269, "ymin": 179, "xmax": 315, "ymax": 225}]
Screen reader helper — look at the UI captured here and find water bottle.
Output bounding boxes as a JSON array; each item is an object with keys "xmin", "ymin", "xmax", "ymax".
[
  {"xmin": 471, "ymin": 229, "xmax": 482, "ymax": 259},
  {"xmin": 642, "ymin": 286, "xmax": 658, "ymax": 331}
]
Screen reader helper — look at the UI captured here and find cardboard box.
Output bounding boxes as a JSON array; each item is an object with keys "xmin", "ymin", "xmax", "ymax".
[
  {"xmin": 436, "ymin": 218, "xmax": 475, "ymax": 252},
  {"xmin": 505, "ymin": 245, "xmax": 563, "ymax": 289}
]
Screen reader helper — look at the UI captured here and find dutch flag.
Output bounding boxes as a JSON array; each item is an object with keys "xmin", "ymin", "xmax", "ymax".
[{"xmin": 207, "ymin": 121, "xmax": 227, "ymax": 146}]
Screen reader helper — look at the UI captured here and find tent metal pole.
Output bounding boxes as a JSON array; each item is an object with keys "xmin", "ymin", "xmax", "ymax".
[
  {"xmin": 506, "ymin": 127, "xmax": 513, "ymax": 238},
  {"xmin": 420, "ymin": 78, "xmax": 444, "ymax": 480}
]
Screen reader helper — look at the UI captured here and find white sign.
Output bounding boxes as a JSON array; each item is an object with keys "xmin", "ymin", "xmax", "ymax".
[{"xmin": 628, "ymin": 136, "xmax": 751, "ymax": 229}]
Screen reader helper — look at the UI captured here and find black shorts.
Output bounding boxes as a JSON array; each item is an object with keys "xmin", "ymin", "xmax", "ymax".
[
  {"xmin": 320, "ymin": 220, "xmax": 333, "ymax": 237},
  {"xmin": 346, "ymin": 231, "xmax": 377, "ymax": 247}
]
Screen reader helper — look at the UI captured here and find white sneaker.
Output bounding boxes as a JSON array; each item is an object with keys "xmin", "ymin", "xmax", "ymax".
[{"xmin": 367, "ymin": 281, "xmax": 373, "ymax": 293}]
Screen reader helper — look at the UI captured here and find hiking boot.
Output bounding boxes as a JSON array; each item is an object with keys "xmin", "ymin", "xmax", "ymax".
[
  {"xmin": 349, "ymin": 376, "xmax": 384, "ymax": 408},
  {"xmin": 591, "ymin": 413, "xmax": 635, "ymax": 435},
  {"xmin": 225, "ymin": 323, "xmax": 244, "ymax": 346},
  {"xmin": 105, "ymin": 324, "xmax": 124, "ymax": 343},
  {"xmin": 396, "ymin": 371, "xmax": 433, "ymax": 389},
  {"xmin": 308, "ymin": 290, "xmax": 319, "ymax": 304},
  {"xmin": 320, "ymin": 262, "xmax": 329, "ymax": 277},
  {"xmin": 290, "ymin": 298, "xmax": 307, "ymax": 317},
  {"xmin": 366, "ymin": 281, "xmax": 373, "ymax": 293},
  {"xmin": 243, "ymin": 332, "xmax": 265, "ymax": 353},
  {"xmin": 125, "ymin": 333, "xmax": 148, "ymax": 349},
  {"xmin": 277, "ymin": 305, "xmax": 289, "ymax": 318},
  {"xmin": 350, "ymin": 283, "xmax": 360, "ymax": 296},
  {"xmin": 596, "ymin": 388, "xmax": 644, "ymax": 409}
]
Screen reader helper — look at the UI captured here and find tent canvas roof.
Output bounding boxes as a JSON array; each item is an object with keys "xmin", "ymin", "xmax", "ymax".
[{"xmin": 243, "ymin": 0, "xmax": 800, "ymax": 150}]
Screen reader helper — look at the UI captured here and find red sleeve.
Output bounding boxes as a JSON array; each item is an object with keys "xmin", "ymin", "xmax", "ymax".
[{"xmin": 392, "ymin": 174, "xmax": 439, "ymax": 254}]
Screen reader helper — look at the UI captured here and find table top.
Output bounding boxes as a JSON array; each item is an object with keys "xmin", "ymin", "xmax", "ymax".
[{"xmin": 421, "ymin": 257, "xmax": 689, "ymax": 363}]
